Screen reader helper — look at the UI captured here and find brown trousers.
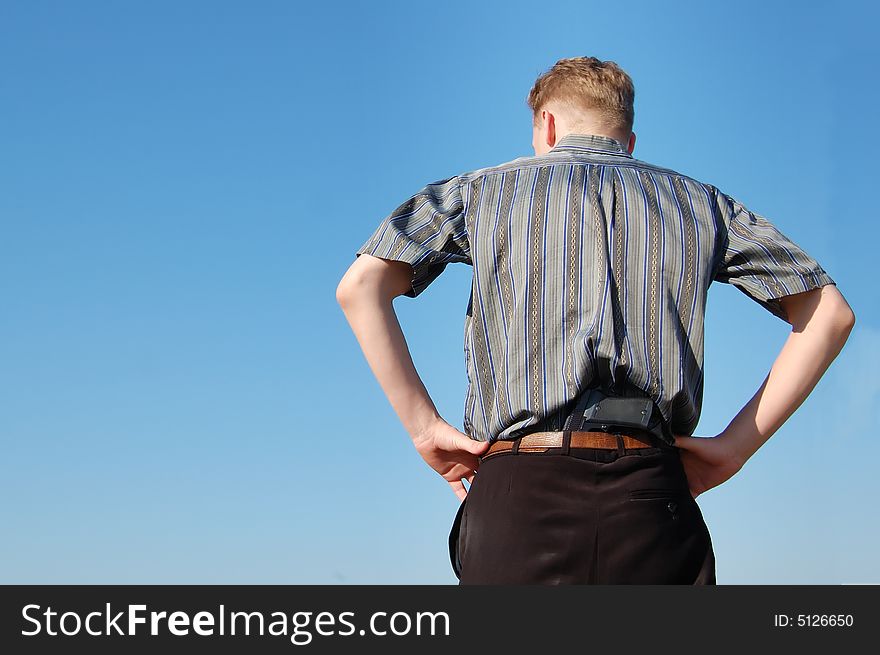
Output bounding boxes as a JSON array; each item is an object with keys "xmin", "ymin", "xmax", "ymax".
[{"xmin": 450, "ymin": 442, "xmax": 716, "ymax": 584}]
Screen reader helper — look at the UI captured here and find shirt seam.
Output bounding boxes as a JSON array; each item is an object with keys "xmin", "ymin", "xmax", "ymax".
[{"xmin": 459, "ymin": 158, "xmax": 702, "ymax": 188}]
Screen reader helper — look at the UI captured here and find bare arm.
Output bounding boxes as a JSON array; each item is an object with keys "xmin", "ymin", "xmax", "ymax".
[
  {"xmin": 675, "ymin": 283, "xmax": 855, "ymax": 497},
  {"xmin": 336, "ymin": 253, "xmax": 488, "ymax": 500},
  {"xmin": 721, "ymin": 283, "xmax": 856, "ymax": 466},
  {"xmin": 335, "ymin": 254, "xmax": 441, "ymax": 440}
]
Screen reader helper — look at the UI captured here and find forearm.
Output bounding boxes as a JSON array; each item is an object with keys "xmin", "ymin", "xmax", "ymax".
[
  {"xmin": 721, "ymin": 310, "xmax": 854, "ymax": 465},
  {"xmin": 337, "ymin": 290, "xmax": 441, "ymax": 442}
]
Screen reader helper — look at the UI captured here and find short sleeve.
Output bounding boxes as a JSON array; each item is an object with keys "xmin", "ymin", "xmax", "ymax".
[
  {"xmin": 712, "ymin": 191, "xmax": 836, "ymax": 322},
  {"xmin": 355, "ymin": 175, "xmax": 472, "ymax": 298}
]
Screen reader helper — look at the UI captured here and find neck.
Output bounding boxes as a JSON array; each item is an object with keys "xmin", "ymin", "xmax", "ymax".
[{"xmin": 561, "ymin": 126, "xmax": 629, "ymax": 145}]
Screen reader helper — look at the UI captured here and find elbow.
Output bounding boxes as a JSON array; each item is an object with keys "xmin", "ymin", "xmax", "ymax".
[
  {"xmin": 837, "ymin": 305, "xmax": 856, "ymax": 334},
  {"xmin": 830, "ymin": 289, "xmax": 856, "ymax": 334},
  {"xmin": 336, "ymin": 269, "xmax": 374, "ymax": 307},
  {"xmin": 830, "ymin": 309, "xmax": 856, "ymax": 350},
  {"xmin": 337, "ymin": 255, "xmax": 405, "ymax": 306},
  {"xmin": 336, "ymin": 279, "xmax": 355, "ymax": 307},
  {"xmin": 786, "ymin": 285, "xmax": 856, "ymax": 337},
  {"xmin": 823, "ymin": 298, "xmax": 856, "ymax": 342},
  {"xmin": 336, "ymin": 262, "xmax": 367, "ymax": 307}
]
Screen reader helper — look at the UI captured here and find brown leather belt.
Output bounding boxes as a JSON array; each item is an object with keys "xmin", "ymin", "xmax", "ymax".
[{"xmin": 480, "ymin": 430, "xmax": 662, "ymax": 462}]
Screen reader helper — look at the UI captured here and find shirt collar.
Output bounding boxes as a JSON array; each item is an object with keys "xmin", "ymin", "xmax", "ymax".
[{"xmin": 549, "ymin": 132, "xmax": 633, "ymax": 158}]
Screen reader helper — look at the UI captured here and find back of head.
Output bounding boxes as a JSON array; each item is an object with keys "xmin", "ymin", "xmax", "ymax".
[{"xmin": 527, "ymin": 56, "xmax": 635, "ymax": 141}]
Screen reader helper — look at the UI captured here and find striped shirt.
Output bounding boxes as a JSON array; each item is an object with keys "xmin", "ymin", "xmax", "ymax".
[{"xmin": 355, "ymin": 133, "xmax": 836, "ymax": 445}]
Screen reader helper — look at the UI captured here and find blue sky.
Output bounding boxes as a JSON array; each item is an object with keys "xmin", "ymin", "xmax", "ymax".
[{"xmin": 1, "ymin": 0, "xmax": 877, "ymax": 584}]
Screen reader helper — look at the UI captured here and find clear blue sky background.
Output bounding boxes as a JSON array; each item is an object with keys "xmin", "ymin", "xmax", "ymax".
[{"xmin": 2, "ymin": 0, "xmax": 877, "ymax": 584}]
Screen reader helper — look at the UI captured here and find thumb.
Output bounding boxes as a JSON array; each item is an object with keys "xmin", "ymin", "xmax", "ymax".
[
  {"xmin": 673, "ymin": 434, "xmax": 695, "ymax": 450},
  {"xmin": 457, "ymin": 434, "xmax": 490, "ymax": 453}
]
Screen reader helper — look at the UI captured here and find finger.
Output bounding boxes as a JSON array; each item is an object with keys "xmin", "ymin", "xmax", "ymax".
[
  {"xmin": 446, "ymin": 450, "xmax": 482, "ymax": 472},
  {"xmin": 456, "ymin": 434, "xmax": 490, "ymax": 454},
  {"xmin": 457, "ymin": 454, "xmax": 482, "ymax": 472},
  {"xmin": 448, "ymin": 462, "xmax": 476, "ymax": 482},
  {"xmin": 449, "ymin": 479, "xmax": 467, "ymax": 501},
  {"xmin": 465, "ymin": 471, "xmax": 476, "ymax": 485}
]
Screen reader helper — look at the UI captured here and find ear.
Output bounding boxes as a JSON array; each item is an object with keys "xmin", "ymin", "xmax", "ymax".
[{"xmin": 545, "ymin": 111, "xmax": 557, "ymax": 148}]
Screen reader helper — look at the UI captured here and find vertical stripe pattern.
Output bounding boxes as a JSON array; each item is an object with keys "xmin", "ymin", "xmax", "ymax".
[{"xmin": 355, "ymin": 133, "xmax": 837, "ymax": 444}]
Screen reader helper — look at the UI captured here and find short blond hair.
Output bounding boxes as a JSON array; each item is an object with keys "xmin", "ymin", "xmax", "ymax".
[{"xmin": 527, "ymin": 56, "xmax": 635, "ymax": 133}]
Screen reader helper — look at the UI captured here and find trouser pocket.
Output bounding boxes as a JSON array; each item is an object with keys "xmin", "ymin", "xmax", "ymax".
[{"xmin": 448, "ymin": 497, "xmax": 467, "ymax": 580}]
